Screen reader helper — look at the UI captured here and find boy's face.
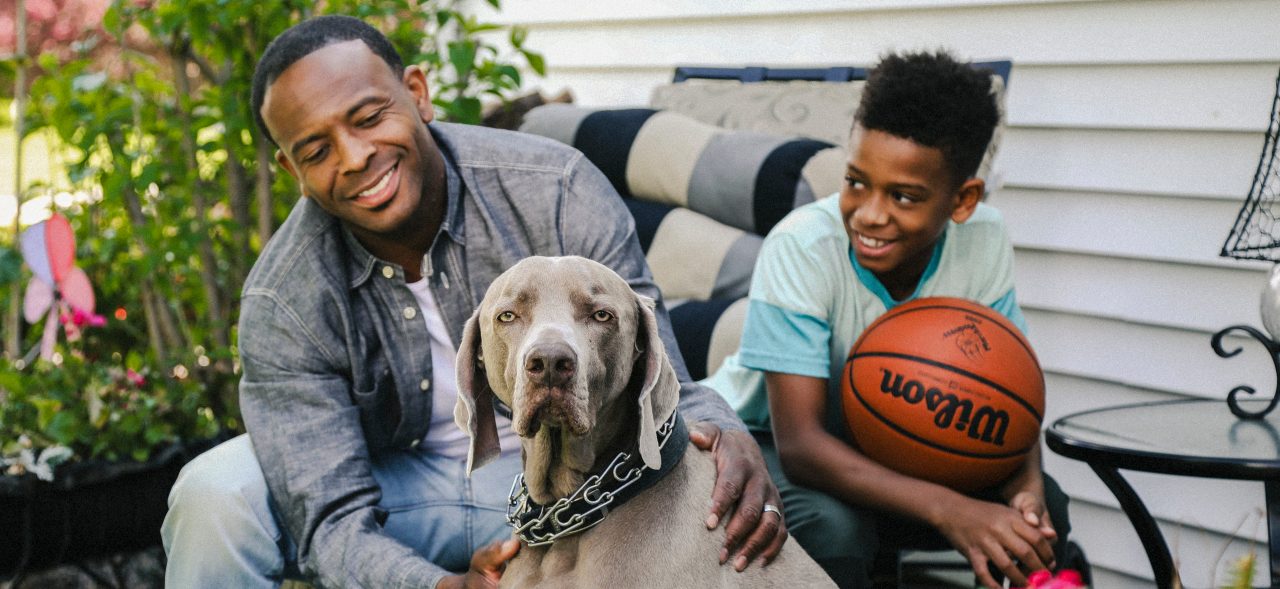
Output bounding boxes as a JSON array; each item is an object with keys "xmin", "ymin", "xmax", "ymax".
[
  {"xmin": 839, "ymin": 125, "xmax": 981, "ymax": 295},
  {"xmin": 262, "ymin": 40, "xmax": 439, "ymax": 247}
]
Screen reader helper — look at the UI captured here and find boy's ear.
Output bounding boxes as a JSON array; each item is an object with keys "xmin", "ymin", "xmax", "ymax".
[{"xmin": 949, "ymin": 178, "xmax": 984, "ymax": 224}]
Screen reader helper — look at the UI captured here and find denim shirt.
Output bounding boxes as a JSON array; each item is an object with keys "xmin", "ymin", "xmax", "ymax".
[{"xmin": 237, "ymin": 122, "xmax": 744, "ymax": 588}]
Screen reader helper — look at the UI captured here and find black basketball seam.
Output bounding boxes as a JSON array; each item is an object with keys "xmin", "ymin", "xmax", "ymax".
[
  {"xmin": 844, "ymin": 366, "xmax": 1031, "ymax": 461},
  {"xmin": 844, "ymin": 368, "xmax": 1034, "ymax": 460},
  {"xmin": 849, "ymin": 350, "xmax": 1042, "ymax": 422}
]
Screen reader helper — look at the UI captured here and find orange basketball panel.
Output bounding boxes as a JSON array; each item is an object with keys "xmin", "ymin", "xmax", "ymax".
[{"xmin": 840, "ymin": 297, "xmax": 1045, "ymax": 492}]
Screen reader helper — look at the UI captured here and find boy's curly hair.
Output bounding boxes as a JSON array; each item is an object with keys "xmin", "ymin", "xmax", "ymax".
[{"xmin": 855, "ymin": 50, "xmax": 999, "ymax": 185}]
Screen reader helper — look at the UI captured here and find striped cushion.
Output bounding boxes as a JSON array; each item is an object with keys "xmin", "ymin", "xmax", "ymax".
[
  {"xmin": 624, "ymin": 198, "xmax": 761, "ymax": 302},
  {"xmin": 520, "ymin": 105, "xmax": 844, "ymax": 236},
  {"xmin": 669, "ymin": 297, "xmax": 750, "ymax": 380}
]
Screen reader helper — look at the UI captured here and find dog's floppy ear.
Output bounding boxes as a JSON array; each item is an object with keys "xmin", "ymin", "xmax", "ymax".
[
  {"xmin": 634, "ymin": 294, "xmax": 680, "ymax": 470},
  {"xmin": 455, "ymin": 308, "xmax": 500, "ymax": 476}
]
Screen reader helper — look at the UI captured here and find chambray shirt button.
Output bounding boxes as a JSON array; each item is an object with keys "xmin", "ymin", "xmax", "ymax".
[
  {"xmin": 381, "ymin": 266, "xmax": 395, "ymax": 279},
  {"xmin": 410, "ymin": 438, "xmax": 421, "ymax": 449},
  {"xmin": 403, "ymin": 306, "xmax": 417, "ymax": 320},
  {"xmin": 419, "ymin": 378, "xmax": 430, "ymax": 391}
]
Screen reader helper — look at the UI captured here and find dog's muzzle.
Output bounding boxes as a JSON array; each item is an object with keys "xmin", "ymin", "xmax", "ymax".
[{"xmin": 517, "ymin": 341, "xmax": 587, "ymax": 436}]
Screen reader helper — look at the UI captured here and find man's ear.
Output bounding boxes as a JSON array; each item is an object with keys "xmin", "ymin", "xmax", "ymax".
[
  {"xmin": 950, "ymin": 177, "xmax": 984, "ymax": 224},
  {"xmin": 403, "ymin": 65, "xmax": 435, "ymax": 125},
  {"xmin": 275, "ymin": 150, "xmax": 299, "ymax": 182}
]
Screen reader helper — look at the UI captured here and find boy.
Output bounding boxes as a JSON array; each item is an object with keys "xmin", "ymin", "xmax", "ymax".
[{"xmin": 703, "ymin": 51, "xmax": 1071, "ymax": 589}]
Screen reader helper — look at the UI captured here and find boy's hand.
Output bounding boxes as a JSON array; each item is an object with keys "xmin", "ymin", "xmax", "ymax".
[
  {"xmin": 1009, "ymin": 490, "xmax": 1058, "ymax": 544},
  {"xmin": 936, "ymin": 495, "xmax": 1055, "ymax": 589},
  {"xmin": 438, "ymin": 539, "xmax": 520, "ymax": 589},
  {"xmin": 690, "ymin": 422, "xmax": 788, "ymax": 571}
]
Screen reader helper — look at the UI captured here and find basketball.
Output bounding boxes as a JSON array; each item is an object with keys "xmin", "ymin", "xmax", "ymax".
[{"xmin": 840, "ymin": 297, "xmax": 1044, "ymax": 492}]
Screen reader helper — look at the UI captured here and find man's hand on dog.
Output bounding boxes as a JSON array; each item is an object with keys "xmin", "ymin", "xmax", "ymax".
[
  {"xmin": 690, "ymin": 422, "xmax": 788, "ymax": 571},
  {"xmin": 441, "ymin": 539, "xmax": 520, "ymax": 589}
]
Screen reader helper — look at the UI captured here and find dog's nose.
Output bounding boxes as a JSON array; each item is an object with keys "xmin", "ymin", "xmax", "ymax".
[{"xmin": 525, "ymin": 342, "xmax": 576, "ymax": 388}]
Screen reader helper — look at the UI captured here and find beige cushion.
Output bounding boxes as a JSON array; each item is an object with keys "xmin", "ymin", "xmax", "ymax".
[
  {"xmin": 649, "ymin": 75, "xmax": 1007, "ymax": 183},
  {"xmin": 650, "ymin": 80, "xmax": 862, "ymax": 148}
]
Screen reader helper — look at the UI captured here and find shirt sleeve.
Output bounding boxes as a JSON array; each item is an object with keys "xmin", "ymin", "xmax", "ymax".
[
  {"xmin": 238, "ymin": 292, "xmax": 451, "ymax": 589},
  {"xmin": 738, "ymin": 301, "xmax": 832, "ymax": 378},
  {"xmin": 559, "ymin": 154, "xmax": 746, "ymax": 432},
  {"xmin": 991, "ymin": 287, "xmax": 1029, "ymax": 334},
  {"xmin": 737, "ymin": 224, "xmax": 838, "ymax": 379},
  {"xmin": 965, "ymin": 207, "xmax": 1029, "ymax": 335}
]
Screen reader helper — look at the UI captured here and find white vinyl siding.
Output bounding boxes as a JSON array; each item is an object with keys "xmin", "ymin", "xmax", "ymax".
[{"xmin": 481, "ymin": 0, "xmax": 1280, "ymax": 584}]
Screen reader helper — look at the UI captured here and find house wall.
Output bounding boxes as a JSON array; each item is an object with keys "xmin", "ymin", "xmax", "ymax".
[{"xmin": 478, "ymin": 1, "xmax": 1280, "ymax": 585}]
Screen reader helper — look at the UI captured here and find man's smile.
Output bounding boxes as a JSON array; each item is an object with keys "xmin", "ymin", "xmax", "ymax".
[{"xmin": 352, "ymin": 162, "xmax": 400, "ymax": 208}]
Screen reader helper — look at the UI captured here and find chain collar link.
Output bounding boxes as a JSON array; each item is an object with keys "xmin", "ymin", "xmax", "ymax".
[{"xmin": 506, "ymin": 410, "xmax": 686, "ymax": 546}]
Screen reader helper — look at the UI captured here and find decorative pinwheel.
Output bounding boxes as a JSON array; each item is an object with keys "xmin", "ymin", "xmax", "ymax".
[{"xmin": 19, "ymin": 213, "xmax": 96, "ymax": 360}]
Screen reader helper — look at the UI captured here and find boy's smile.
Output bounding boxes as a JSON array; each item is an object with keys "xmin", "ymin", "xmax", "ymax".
[{"xmin": 840, "ymin": 125, "xmax": 981, "ymax": 300}]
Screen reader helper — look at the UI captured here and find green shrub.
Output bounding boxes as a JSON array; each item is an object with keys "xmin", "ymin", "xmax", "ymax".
[{"xmin": 3, "ymin": 0, "xmax": 542, "ymax": 470}]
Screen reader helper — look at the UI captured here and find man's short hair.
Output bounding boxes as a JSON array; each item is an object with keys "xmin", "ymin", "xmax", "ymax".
[
  {"xmin": 251, "ymin": 15, "xmax": 405, "ymax": 147},
  {"xmin": 855, "ymin": 50, "xmax": 999, "ymax": 185}
]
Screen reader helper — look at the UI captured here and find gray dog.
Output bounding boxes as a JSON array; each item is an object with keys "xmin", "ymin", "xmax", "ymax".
[{"xmin": 455, "ymin": 256, "xmax": 835, "ymax": 588}]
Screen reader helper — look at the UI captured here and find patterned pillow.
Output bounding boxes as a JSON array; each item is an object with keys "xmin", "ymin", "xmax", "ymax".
[
  {"xmin": 648, "ymin": 74, "xmax": 1007, "ymax": 183},
  {"xmin": 625, "ymin": 198, "xmax": 761, "ymax": 302},
  {"xmin": 520, "ymin": 105, "xmax": 845, "ymax": 236},
  {"xmin": 649, "ymin": 80, "xmax": 863, "ymax": 147}
]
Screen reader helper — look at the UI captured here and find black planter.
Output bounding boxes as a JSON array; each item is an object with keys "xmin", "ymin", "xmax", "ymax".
[{"xmin": 0, "ymin": 435, "xmax": 225, "ymax": 580}]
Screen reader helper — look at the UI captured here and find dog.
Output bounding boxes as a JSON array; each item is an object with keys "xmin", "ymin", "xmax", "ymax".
[{"xmin": 455, "ymin": 256, "xmax": 835, "ymax": 588}]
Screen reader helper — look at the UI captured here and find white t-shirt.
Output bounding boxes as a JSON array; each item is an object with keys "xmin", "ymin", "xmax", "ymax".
[{"xmin": 406, "ymin": 278, "xmax": 520, "ymax": 460}]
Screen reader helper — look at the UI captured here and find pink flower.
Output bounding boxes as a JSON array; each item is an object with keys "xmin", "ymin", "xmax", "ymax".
[
  {"xmin": 1019, "ymin": 569, "xmax": 1085, "ymax": 589},
  {"xmin": 27, "ymin": 0, "xmax": 59, "ymax": 21},
  {"xmin": 69, "ymin": 308, "xmax": 106, "ymax": 328},
  {"xmin": 126, "ymin": 369, "xmax": 145, "ymax": 388}
]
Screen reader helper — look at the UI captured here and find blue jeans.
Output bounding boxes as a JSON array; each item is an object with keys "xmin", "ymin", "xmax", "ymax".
[{"xmin": 160, "ymin": 434, "xmax": 521, "ymax": 588}]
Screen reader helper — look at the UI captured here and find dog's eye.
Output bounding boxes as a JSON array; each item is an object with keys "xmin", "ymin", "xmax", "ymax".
[
  {"xmin": 497, "ymin": 311, "xmax": 517, "ymax": 323},
  {"xmin": 592, "ymin": 310, "xmax": 614, "ymax": 322}
]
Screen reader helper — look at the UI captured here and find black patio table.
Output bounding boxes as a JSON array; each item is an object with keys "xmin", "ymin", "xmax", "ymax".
[{"xmin": 1045, "ymin": 398, "xmax": 1279, "ymax": 589}]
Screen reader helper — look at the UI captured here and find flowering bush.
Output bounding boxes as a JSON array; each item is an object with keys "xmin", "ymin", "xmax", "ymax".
[
  {"xmin": 0, "ymin": 350, "xmax": 219, "ymax": 479},
  {"xmin": 1018, "ymin": 570, "xmax": 1086, "ymax": 589}
]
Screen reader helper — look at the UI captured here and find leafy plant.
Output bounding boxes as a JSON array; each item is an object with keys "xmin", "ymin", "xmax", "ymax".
[
  {"xmin": 3, "ymin": 0, "xmax": 543, "ymax": 471},
  {"xmin": 0, "ymin": 350, "xmax": 218, "ymax": 471}
]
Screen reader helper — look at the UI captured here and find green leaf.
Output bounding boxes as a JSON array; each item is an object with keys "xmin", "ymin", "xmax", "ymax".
[
  {"xmin": 0, "ymin": 245, "xmax": 22, "ymax": 286},
  {"xmin": 449, "ymin": 97, "xmax": 483, "ymax": 125},
  {"xmin": 33, "ymin": 398, "xmax": 63, "ymax": 431},
  {"xmin": 496, "ymin": 64, "xmax": 521, "ymax": 87},
  {"xmin": 0, "ymin": 368, "xmax": 24, "ymax": 394},
  {"xmin": 46, "ymin": 411, "xmax": 80, "ymax": 444},
  {"xmin": 466, "ymin": 23, "xmax": 503, "ymax": 34},
  {"xmin": 522, "ymin": 50, "xmax": 546, "ymax": 76},
  {"xmin": 103, "ymin": 5, "xmax": 122, "ymax": 36},
  {"xmin": 510, "ymin": 26, "xmax": 528, "ymax": 48},
  {"xmin": 448, "ymin": 40, "xmax": 477, "ymax": 78}
]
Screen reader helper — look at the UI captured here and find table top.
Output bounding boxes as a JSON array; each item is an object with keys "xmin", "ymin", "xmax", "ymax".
[{"xmin": 1046, "ymin": 398, "xmax": 1280, "ymax": 480}]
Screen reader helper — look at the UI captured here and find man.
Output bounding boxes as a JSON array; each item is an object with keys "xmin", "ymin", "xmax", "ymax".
[{"xmin": 161, "ymin": 15, "xmax": 784, "ymax": 589}]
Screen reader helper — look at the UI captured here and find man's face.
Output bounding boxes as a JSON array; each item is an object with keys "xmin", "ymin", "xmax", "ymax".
[
  {"xmin": 839, "ymin": 125, "xmax": 978, "ymax": 293},
  {"xmin": 262, "ymin": 40, "xmax": 437, "ymax": 243}
]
